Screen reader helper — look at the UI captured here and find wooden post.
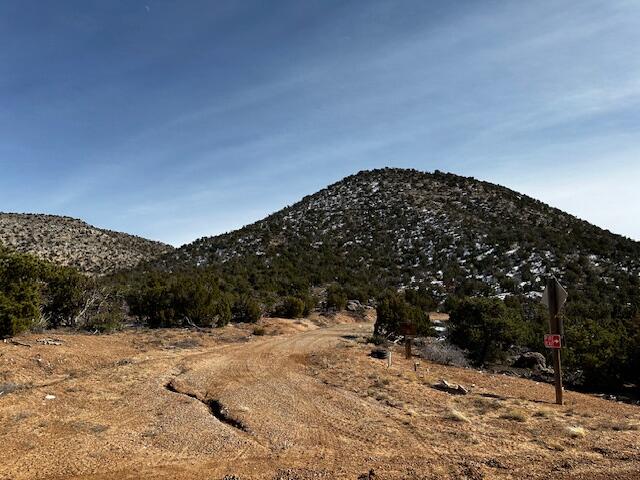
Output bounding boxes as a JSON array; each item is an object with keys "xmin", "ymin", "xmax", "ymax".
[
  {"xmin": 547, "ymin": 277, "xmax": 564, "ymax": 405},
  {"xmin": 552, "ymin": 348, "xmax": 563, "ymax": 405},
  {"xmin": 405, "ymin": 336, "xmax": 412, "ymax": 359}
]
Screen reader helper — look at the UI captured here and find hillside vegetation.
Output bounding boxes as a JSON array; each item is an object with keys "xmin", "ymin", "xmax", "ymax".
[
  {"xmin": 126, "ymin": 168, "xmax": 638, "ymax": 391},
  {"xmin": 4, "ymin": 169, "xmax": 640, "ymax": 391},
  {"xmin": 0, "ymin": 213, "xmax": 173, "ymax": 275},
  {"xmin": 152, "ymin": 168, "xmax": 639, "ymax": 308}
]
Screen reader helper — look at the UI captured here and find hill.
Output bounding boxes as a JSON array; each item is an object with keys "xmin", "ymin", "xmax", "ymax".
[
  {"xmin": 0, "ymin": 213, "xmax": 173, "ymax": 275},
  {"xmin": 157, "ymin": 168, "xmax": 640, "ymax": 311}
]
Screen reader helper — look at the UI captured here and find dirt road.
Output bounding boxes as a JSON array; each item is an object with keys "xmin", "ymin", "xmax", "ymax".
[{"xmin": 1, "ymin": 320, "xmax": 639, "ymax": 479}]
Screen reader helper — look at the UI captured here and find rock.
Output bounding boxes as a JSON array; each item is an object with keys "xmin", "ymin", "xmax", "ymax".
[
  {"xmin": 513, "ymin": 352, "xmax": 546, "ymax": 369},
  {"xmin": 433, "ymin": 379, "xmax": 469, "ymax": 395},
  {"xmin": 370, "ymin": 347, "xmax": 390, "ymax": 359},
  {"xmin": 346, "ymin": 300, "xmax": 362, "ymax": 312},
  {"xmin": 485, "ymin": 458, "xmax": 507, "ymax": 469},
  {"xmin": 532, "ymin": 364, "xmax": 553, "ymax": 376},
  {"xmin": 44, "ymin": 394, "xmax": 56, "ymax": 400},
  {"xmin": 358, "ymin": 469, "xmax": 376, "ymax": 480}
]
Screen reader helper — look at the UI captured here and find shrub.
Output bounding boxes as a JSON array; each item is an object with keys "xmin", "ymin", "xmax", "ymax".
[
  {"xmin": 41, "ymin": 266, "xmax": 90, "ymax": 327},
  {"xmin": 419, "ymin": 340, "xmax": 469, "ymax": 368},
  {"xmin": 0, "ymin": 289, "xmax": 40, "ymax": 337},
  {"xmin": 275, "ymin": 296, "xmax": 306, "ymax": 319},
  {"xmin": 126, "ymin": 271, "xmax": 231, "ymax": 328},
  {"xmin": 82, "ymin": 296, "xmax": 125, "ymax": 333},
  {"xmin": 562, "ymin": 313, "xmax": 632, "ymax": 389},
  {"xmin": 404, "ymin": 286, "xmax": 437, "ymax": 312},
  {"xmin": 448, "ymin": 297, "xmax": 523, "ymax": 365},
  {"xmin": 0, "ymin": 247, "xmax": 90, "ymax": 336},
  {"xmin": 445, "ymin": 408, "xmax": 470, "ymax": 423},
  {"xmin": 232, "ymin": 296, "xmax": 262, "ymax": 323},
  {"xmin": 366, "ymin": 334, "xmax": 387, "ymax": 346},
  {"xmin": 374, "ymin": 292, "xmax": 433, "ymax": 337},
  {"xmin": 326, "ymin": 286, "xmax": 347, "ymax": 310},
  {"xmin": 499, "ymin": 408, "xmax": 527, "ymax": 422}
]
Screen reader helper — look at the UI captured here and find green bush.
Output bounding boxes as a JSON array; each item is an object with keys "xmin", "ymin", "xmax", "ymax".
[
  {"xmin": 446, "ymin": 294, "xmax": 640, "ymax": 390},
  {"xmin": 404, "ymin": 286, "xmax": 437, "ymax": 312},
  {"xmin": 232, "ymin": 296, "xmax": 262, "ymax": 323},
  {"xmin": 374, "ymin": 292, "xmax": 433, "ymax": 337},
  {"xmin": 126, "ymin": 271, "xmax": 231, "ymax": 328},
  {"xmin": 0, "ymin": 250, "xmax": 41, "ymax": 336},
  {"xmin": 276, "ymin": 296, "xmax": 306, "ymax": 319},
  {"xmin": 326, "ymin": 286, "xmax": 347, "ymax": 310},
  {"xmin": 366, "ymin": 334, "xmax": 386, "ymax": 346},
  {"xmin": 561, "ymin": 300, "xmax": 640, "ymax": 389},
  {"xmin": 82, "ymin": 296, "xmax": 125, "ymax": 333},
  {"xmin": 42, "ymin": 265, "xmax": 90, "ymax": 327},
  {"xmin": 448, "ymin": 297, "xmax": 523, "ymax": 365},
  {"xmin": 0, "ymin": 289, "xmax": 40, "ymax": 337},
  {"xmin": 0, "ymin": 247, "xmax": 90, "ymax": 336}
]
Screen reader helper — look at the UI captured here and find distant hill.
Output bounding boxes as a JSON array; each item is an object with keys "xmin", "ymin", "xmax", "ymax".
[
  {"xmin": 0, "ymin": 213, "xmax": 173, "ymax": 275},
  {"xmin": 155, "ymin": 168, "xmax": 640, "ymax": 310}
]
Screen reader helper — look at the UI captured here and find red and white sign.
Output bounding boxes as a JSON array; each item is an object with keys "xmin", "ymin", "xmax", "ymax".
[{"xmin": 544, "ymin": 334, "xmax": 562, "ymax": 349}]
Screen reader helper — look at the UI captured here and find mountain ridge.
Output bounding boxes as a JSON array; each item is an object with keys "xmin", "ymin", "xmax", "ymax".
[
  {"xmin": 0, "ymin": 212, "xmax": 174, "ymax": 275},
  {"xmin": 4, "ymin": 168, "xmax": 639, "ymax": 310}
]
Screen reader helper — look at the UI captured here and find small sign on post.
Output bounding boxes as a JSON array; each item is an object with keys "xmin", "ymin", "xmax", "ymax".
[
  {"xmin": 400, "ymin": 321, "xmax": 417, "ymax": 359},
  {"xmin": 544, "ymin": 334, "xmax": 562, "ymax": 349},
  {"xmin": 541, "ymin": 276, "xmax": 568, "ymax": 405}
]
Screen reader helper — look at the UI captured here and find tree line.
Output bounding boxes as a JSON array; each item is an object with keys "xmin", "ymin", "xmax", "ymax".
[
  {"xmin": 2, "ymin": 244, "xmax": 639, "ymax": 393},
  {"xmin": 373, "ymin": 288, "xmax": 640, "ymax": 392}
]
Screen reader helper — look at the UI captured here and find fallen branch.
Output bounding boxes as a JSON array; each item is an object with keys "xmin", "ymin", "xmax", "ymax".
[
  {"xmin": 433, "ymin": 379, "xmax": 469, "ymax": 395},
  {"xmin": 36, "ymin": 338, "xmax": 63, "ymax": 346},
  {"xmin": 184, "ymin": 317, "xmax": 205, "ymax": 331}
]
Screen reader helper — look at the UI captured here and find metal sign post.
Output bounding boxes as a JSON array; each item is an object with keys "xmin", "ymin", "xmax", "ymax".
[{"xmin": 542, "ymin": 276, "xmax": 568, "ymax": 405}]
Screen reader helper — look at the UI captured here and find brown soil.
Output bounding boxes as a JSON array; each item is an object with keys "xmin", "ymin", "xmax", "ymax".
[
  {"xmin": 428, "ymin": 312, "xmax": 450, "ymax": 322},
  {"xmin": 1, "ymin": 317, "xmax": 639, "ymax": 479}
]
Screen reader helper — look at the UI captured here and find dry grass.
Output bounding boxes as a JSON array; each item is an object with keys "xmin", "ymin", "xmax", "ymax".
[
  {"xmin": 252, "ymin": 326, "xmax": 266, "ymax": 336},
  {"xmin": 2, "ymin": 322, "xmax": 640, "ymax": 480},
  {"xmin": 404, "ymin": 407, "xmax": 418, "ymax": 417},
  {"xmin": 566, "ymin": 426, "xmax": 587, "ymax": 438},
  {"xmin": 544, "ymin": 440, "xmax": 566, "ymax": 451},
  {"xmin": 372, "ymin": 376, "xmax": 390, "ymax": 388},
  {"xmin": 472, "ymin": 396, "xmax": 503, "ymax": 415},
  {"xmin": 598, "ymin": 420, "xmax": 639, "ymax": 431},
  {"xmin": 532, "ymin": 408, "xmax": 554, "ymax": 418},
  {"xmin": 499, "ymin": 408, "xmax": 528, "ymax": 422},
  {"xmin": 446, "ymin": 407, "xmax": 471, "ymax": 423},
  {"xmin": 169, "ymin": 338, "xmax": 202, "ymax": 349}
]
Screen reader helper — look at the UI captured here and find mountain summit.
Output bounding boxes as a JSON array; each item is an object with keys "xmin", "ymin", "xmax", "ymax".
[{"xmin": 159, "ymin": 168, "xmax": 639, "ymax": 305}]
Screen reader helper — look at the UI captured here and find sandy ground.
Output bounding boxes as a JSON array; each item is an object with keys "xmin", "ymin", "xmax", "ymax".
[{"xmin": 1, "ymin": 315, "xmax": 639, "ymax": 480}]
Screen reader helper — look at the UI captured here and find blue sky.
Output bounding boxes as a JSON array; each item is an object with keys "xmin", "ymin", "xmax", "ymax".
[{"xmin": 1, "ymin": 0, "xmax": 639, "ymax": 246}]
